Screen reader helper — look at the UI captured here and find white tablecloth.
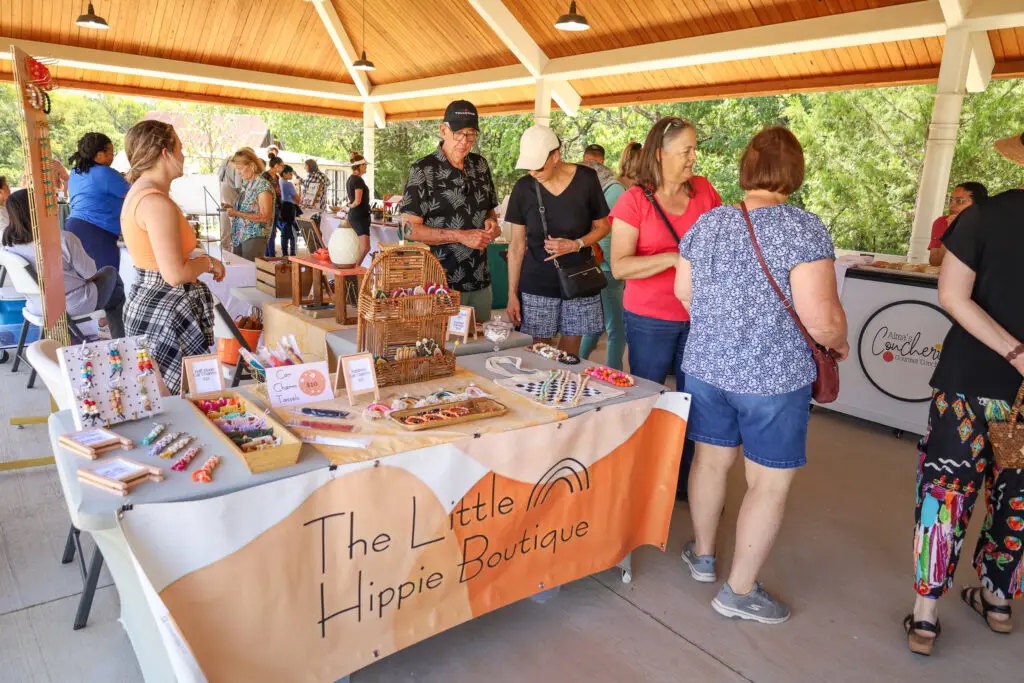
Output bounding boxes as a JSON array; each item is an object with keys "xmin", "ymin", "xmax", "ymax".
[
  {"xmin": 118, "ymin": 247, "xmax": 257, "ymax": 320},
  {"xmin": 320, "ymin": 215, "xmax": 401, "ymax": 267}
]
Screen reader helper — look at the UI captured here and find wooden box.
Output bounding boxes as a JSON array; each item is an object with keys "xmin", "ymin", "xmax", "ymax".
[
  {"xmin": 188, "ymin": 391, "xmax": 302, "ymax": 473},
  {"xmin": 256, "ymin": 257, "xmax": 312, "ymax": 298}
]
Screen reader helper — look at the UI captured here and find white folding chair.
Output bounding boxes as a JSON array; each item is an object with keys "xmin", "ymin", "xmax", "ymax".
[{"xmin": 0, "ymin": 250, "xmax": 103, "ymax": 388}]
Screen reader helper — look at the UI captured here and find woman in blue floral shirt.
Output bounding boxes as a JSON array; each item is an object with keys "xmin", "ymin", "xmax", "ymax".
[
  {"xmin": 674, "ymin": 127, "xmax": 848, "ymax": 625},
  {"xmin": 223, "ymin": 149, "xmax": 274, "ymax": 260}
]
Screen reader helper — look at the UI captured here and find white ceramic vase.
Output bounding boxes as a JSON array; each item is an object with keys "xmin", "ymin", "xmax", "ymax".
[{"xmin": 328, "ymin": 221, "xmax": 361, "ymax": 268}]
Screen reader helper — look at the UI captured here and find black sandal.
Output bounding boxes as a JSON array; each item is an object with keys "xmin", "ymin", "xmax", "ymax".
[
  {"xmin": 904, "ymin": 614, "xmax": 941, "ymax": 656},
  {"xmin": 961, "ymin": 587, "xmax": 1013, "ymax": 634}
]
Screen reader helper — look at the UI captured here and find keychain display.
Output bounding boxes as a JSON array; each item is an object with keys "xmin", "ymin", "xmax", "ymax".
[
  {"xmin": 192, "ymin": 456, "xmax": 221, "ymax": 483},
  {"xmin": 171, "ymin": 446, "xmax": 202, "ymax": 472}
]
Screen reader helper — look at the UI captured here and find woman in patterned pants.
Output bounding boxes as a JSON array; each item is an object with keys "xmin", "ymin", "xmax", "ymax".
[{"xmin": 905, "ymin": 154, "xmax": 1024, "ymax": 654}]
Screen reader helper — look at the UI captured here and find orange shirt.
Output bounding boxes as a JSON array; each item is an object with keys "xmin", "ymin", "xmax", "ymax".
[{"xmin": 121, "ymin": 188, "xmax": 196, "ymax": 271}]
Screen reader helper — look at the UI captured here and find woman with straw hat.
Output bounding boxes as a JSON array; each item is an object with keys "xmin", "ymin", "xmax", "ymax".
[{"xmin": 904, "ymin": 131, "xmax": 1024, "ymax": 655}]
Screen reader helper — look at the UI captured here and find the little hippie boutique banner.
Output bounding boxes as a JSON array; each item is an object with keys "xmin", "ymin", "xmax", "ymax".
[{"xmin": 120, "ymin": 393, "xmax": 690, "ymax": 682}]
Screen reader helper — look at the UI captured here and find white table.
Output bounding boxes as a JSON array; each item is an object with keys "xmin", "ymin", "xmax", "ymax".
[
  {"xmin": 325, "ymin": 326, "xmax": 533, "ymax": 361},
  {"xmin": 320, "ymin": 215, "xmax": 401, "ymax": 267},
  {"xmin": 119, "ymin": 247, "xmax": 257, "ymax": 321}
]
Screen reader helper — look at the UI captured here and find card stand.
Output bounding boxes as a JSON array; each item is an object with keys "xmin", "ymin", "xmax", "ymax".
[
  {"xmin": 188, "ymin": 391, "xmax": 302, "ymax": 474},
  {"xmin": 59, "ymin": 427, "xmax": 134, "ymax": 460},
  {"xmin": 77, "ymin": 458, "xmax": 164, "ymax": 496}
]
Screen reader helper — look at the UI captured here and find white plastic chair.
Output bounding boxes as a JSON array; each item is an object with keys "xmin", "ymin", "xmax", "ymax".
[
  {"xmin": 26, "ymin": 338, "xmax": 105, "ymax": 629},
  {"xmin": 0, "ymin": 250, "xmax": 103, "ymax": 387}
]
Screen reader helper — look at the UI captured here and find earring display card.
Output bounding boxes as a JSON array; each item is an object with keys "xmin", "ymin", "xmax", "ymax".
[{"xmin": 58, "ymin": 336, "xmax": 166, "ymax": 431}]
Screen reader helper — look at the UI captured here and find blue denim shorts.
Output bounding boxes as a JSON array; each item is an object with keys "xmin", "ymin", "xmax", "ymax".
[{"xmin": 683, "ymin": 375, "xmax": 812, "ymax": 469}]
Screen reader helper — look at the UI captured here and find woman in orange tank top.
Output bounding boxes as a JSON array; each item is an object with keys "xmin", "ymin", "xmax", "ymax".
[{"xmin": 120, "ymin": 120, "xmax": 225, "ymax": 394}]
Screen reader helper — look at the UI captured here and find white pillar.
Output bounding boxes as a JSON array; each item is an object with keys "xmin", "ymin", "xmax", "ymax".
[
  {"xmin": 534, "ymin": 80, "xmax": 552, "ymax": 127},
  {"xmin": 908, "ymin": 28, "xmax": 973, "ymax": 262},
  {"xmin": 362, "ymin": 102, "xmax": 377, "ymax": 200}
]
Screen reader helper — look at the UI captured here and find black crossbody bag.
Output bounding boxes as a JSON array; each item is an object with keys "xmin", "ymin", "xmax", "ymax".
[
  {"xmin": 642, "ymin": 186, "xmax": 683, "ymax": 243},
  {"xmin": 534, "ymin": 179, "xmax": 607, "ymax": 299}
]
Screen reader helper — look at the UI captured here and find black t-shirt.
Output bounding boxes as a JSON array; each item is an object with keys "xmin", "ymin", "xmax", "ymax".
[
  {"xmin": 346, "ymin": 175, "xmax": 371, "ymax": 228},
  {"xmin": 931, "ymin": 190, "xmax": 1024, "ymax": 402},
  {"xmin": 505, "ymin": 165, "xmax": 609, "ymax": 299}
]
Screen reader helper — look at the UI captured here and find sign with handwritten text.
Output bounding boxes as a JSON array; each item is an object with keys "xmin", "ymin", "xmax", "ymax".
[{"xmin": 268, "ymin": 361, "xmax": 334, "ymax": 408}]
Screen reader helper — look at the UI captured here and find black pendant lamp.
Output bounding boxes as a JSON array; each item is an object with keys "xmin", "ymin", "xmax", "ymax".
[
  {"xmin": 76, "ymin": 2, "xmax": 110, "ymax": 30},
  {"xmin": 555, "ymin": 1, "xmax": 590, "ymax": 32},
  {"xmin": 352, "ymin": 0, "xmax": 376, "ymax": 71}
]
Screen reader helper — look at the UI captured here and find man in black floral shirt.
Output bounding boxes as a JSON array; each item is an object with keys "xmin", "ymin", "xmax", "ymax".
[{"xmin": 401, "ymin": 100, "xmax": 501, "ymax": 321}]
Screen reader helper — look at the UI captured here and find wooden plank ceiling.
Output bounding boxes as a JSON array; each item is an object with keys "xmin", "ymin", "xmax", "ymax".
[{"xmin": 1, "ymin": 0, "xmax": 1023, "ymax": 119}]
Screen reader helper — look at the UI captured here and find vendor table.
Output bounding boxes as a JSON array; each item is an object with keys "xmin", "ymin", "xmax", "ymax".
[
  {"xmin": 50, "ymin": 351, "xmax": 687, "ymax": 683},
  {"xmin": 825, "ymin": 266, "xmax": 951, "ymax": 435},
  {"xmin": 262, "ymin": 301, "xmax": 345, "ymax": 365},
  {"xmin": 119, "ymin": 248, "xmax": 257, "ymax": 321},
  {"xmin": 325, "ymin": 325, "xmax": 532, "ymax": 360},
  {"xmin": 228, "ymin": 285, "xmax": 287, "ymax": 309},
  {"xmin": 288, "ymin": 255, "xmax": 364, "ymax": 326}
]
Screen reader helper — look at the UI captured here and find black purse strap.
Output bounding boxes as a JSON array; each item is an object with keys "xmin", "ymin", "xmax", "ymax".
[
  {"xmin": 642, "ymin": 186, "xmax": 682, "ymax": 244},
  {"xmin": 534, "ymin": 179, "xmax": 562, "ymax": 269}
]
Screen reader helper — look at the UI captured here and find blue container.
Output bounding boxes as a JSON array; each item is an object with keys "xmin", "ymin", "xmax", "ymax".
[
  {"xmin": 0, "ymin": 322, "xmax": 39, "ymax": 349},
  {"xmin": 0, "ymin": 291, "xmax": 27, "ymax": 326}
]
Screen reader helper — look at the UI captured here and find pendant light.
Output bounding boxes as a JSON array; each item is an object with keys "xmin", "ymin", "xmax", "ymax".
[
  {"xmin": 75, "ymin": 2, "xmax": 110, "ymax": 30},
  {"xmin": 555, "ymin": 1, "xmax": 590, "ymax": 32},
  {"xmin": 352, "ymin": 0, "xmax": 376, "ymax": 72}
]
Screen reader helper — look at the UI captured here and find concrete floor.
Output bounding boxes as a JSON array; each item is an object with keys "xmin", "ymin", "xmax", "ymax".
[{"xmin": 1, "ymin": 352, "xmax": 1020, "ymax": 683}]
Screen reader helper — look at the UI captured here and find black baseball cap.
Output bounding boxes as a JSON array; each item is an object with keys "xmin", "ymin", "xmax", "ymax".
[{"xmin": 443, "ymin": 100, "xmax": 480, "ymax": 132}]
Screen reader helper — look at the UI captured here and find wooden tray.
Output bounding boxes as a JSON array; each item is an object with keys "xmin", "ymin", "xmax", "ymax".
[
  {"xmin": 388, "ymin": 398, "xmax": 508, "ymax": 431},
  {"xmin": 188, "ymin": 391, "xmax": 302, "ymax": 473}
]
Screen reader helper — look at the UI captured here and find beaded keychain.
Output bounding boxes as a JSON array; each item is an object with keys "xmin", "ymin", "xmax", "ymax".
[
  {"xmin": 109, "ymin": 386, "xmax": 126, "ymax": 420},
  {"xmin": 108, "ymin": 343, "xmax": 123, "ymax": 378},
  {"xmin": 157, "ymin": 435, "xmax": 193, "ymax": 459},
  {"xmin": 171, "ymin": 446, "xmax": 202, "ymax": 472},
  {"xmin": 81, "ymin": 360, "xmax": 95, "ymax": 389},
  {"xmin": 140, "ymin": 423, "xmax": 167, "ymax": 446},
  {"xmin": 80, "ymin": 396, "xmax": 101, "ymax": 426},
  {"xmin": 136, "ymin": 346, "xmax": 155, "ymax": 376},
  {"xmin": 192, "ymin": 456, "xmax": 221, "ymax": 483}
]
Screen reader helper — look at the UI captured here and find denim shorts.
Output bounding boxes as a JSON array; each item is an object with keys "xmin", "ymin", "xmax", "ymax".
[
  {"xmin": 683, "ymin": 375, "xmax": 812, "ymax": 469},
  {"xmin": 520, "ymin": 292, "xmax": 603, "ymax": 338}
]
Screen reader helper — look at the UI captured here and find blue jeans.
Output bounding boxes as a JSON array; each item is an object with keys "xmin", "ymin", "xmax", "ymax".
[
  {"xmin": 624, "ymin": 310, "xmax": 692, "ymax": 495},
  {"xmin": 66, "ymin": 217, "xmax": 120, "ymax": 271},
  {"xmin": 278, "ymin": 220, "xmax": 297, "ymax": 257},
  {"xmin": 265, "ymin": 222, "xmax": 279, "ymax": 257},
  {"xmin": 580, "ymin": 273, "xmax": 625, "ymax": 370}
]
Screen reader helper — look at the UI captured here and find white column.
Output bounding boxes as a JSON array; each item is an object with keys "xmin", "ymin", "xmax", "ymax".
[
  {"xmin": 908, "ymin": 28, "xmax": 973, "ymax": 262},
  {"xmin": 534, "ymin": 80, "xmax": 552, "ymax": 127},
  {"xmin": 362, "ymin": 103, "xmax": 377, "ymax": 200}
]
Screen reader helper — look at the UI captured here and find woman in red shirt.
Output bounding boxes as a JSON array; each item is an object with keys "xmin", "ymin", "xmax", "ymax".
[
  {"xmin": 928, "ymin": 182, "xmax": 987, "ymax": 266},
  {"xmin": 609, "ymin": 117, "xmax": 722, "ymax": 389}
]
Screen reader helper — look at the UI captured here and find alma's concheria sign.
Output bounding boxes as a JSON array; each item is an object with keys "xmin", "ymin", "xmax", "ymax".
[{"xmin": 857, "ymin": 300, "xmax": 953, "ymax": 403}]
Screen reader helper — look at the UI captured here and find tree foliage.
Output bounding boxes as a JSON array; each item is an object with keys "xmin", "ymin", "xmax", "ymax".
[{"xmin": 2, "ymin": 79, "xmax": 1023, "ymax": 256}]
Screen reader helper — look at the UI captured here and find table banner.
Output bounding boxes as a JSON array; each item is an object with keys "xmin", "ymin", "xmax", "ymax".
[{"xmin": 120, "ymin": 392, "xmax": 690, "ymax": 682}]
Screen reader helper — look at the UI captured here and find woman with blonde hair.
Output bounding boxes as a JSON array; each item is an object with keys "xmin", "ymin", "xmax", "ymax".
[
  {"xmin": 120, "ymin": 120, "xmax": 225, "ymax": 394},
  {"xmin": 346, "ymin": 152, "xmax": 372, "ymax": 267},
  {"xmin": 618, "ymin": 141, "xmax": 642, "ymax": 188},
  {"xmin": 223, "ymin": 148, "xmax": 273, "ymax": 260}
]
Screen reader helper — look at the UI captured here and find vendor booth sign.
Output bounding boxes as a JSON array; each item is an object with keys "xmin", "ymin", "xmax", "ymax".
[
  {"xmin": 857, "ymin": 300, "xmax": 952, "ymax": 402},
  {"xmin": 119, "ymin": 393, "xmax": 689, "ymax": 683}
]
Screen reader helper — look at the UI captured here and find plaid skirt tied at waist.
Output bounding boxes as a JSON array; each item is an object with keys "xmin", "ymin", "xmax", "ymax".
[{"xmin": 124, "ymin": 268, "xmax": 215, "ymax": 394}]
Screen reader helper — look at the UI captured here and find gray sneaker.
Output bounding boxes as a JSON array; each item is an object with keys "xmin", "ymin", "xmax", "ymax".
[
  {"xmin": 712, "ymin": 583, "xmax": 791, "ymax": 624},
  {"xmin": 681, "ymin": 541, "xmax": 717, "ymax": 583}
]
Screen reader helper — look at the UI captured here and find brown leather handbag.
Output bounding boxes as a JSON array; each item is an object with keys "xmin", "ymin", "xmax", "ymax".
[
  {"xmin": 741, "ymin": 202, "xmax": 841, "ymax": 404},
  {"xmin": 989, "ymin": 382, "xmax": 1024, "ymax": 469}
]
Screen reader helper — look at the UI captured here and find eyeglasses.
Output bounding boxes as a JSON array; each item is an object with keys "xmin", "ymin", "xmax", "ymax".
[
  {"xmin": 446, "ymin": 126, "xmax": 479, "ymax": 143},
  {"xmin": 950, "ymin": 197, "xmax": 971, "ymax": 205}
]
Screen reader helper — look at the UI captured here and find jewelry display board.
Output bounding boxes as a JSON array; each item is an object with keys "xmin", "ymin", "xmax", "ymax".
[
  {"xmin": 497, "ymin": 373, "xmax": 624, "ymax": 409},
  {"xmin": 57, "ymin": 336, "xmax": 165, "ymax": 430},
  {"xmin": 10, "ymin": 45, "xmax": 68, "ymax": 342}
]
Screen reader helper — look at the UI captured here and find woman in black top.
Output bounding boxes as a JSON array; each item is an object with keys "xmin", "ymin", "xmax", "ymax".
[
  {"xmin": 505, "ymin": 125, "xmax": 610, "ymax": 354},
  {"xmin": 346, "ymin": 153, "xmax": 372, "ymax": 267},
  {"xmin": 905, "ymin": 132, "xmax": 1024, "ymax": 655}
]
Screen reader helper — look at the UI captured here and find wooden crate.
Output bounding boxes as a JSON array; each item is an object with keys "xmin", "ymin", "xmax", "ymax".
[
  {"xmin": 256, "ymin": 257, "xmax": 312, "ymax": 298},
  {"xmin": 188, "ymin": 391, "xmax": 302, "ymax": 473}
]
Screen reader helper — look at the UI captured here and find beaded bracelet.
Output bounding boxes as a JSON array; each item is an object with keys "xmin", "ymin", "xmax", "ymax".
[{"xmin": 584, "ymin": 365, "xmax": 635, "ymax": 387}]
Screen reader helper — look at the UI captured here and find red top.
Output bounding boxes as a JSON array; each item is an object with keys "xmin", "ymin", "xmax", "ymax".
[
  {"xmin": 928, "ymin": 215, "xmax": 950, "ymax": 249},
  {"xmin": 609, "ymin": 177, "xmax": 722, "ymax": 321}
]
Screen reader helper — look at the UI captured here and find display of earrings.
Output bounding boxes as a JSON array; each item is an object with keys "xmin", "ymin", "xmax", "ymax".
[{"xmin": 58, "ymin": 337, "xmax": 165, "ymax": 430}]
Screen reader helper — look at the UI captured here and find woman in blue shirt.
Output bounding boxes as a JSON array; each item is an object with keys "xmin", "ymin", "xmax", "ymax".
[{"xmin": 66, "ymin": 132, "xmax": 130, "ymax": 270}]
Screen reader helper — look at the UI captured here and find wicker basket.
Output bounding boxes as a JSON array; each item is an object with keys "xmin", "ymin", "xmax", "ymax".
[
  {"xmin": 357, "ymin": 242, "xmax": 459, "ymax": 387},
  {"xmin": 990, "ymin": 382, "xmax": 1024, "ymax": 469}
]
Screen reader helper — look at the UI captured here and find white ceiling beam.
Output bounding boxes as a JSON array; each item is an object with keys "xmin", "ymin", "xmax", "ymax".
[
  {"xmin": 967, "ymin": 30, "xmax": 996, "ymax": 92},
  {"xmin": 364, "ymin": 101, "xmax": 386, "ymax": 129},
  {"xmin": 0, "ymin": 37, "xmax": 364, "ymax": 103},
  {"xmin": 962, "ymin": 0, "xmax": 1024, "ymax": 31},
  {"xmin": 542, "ymin": 2, "xmax": 948, "ymax": 81},
  {"xmin": 467, "ymin": 0, "xmax": 547, "ymax": 77},
  {"xmin": 938, "ymin": 0, "xmax": 972, "ymax": 26},
  {"xmin": 310, "ymin": 0, "xmax": 371, "ymax": 99},
  {"xmin": 466, "ymin": 0, "xmax": 581, "ymax": 116},
  {"xmin": 368, "ymin": 65, "xmax": 534, "ymax": 102}
]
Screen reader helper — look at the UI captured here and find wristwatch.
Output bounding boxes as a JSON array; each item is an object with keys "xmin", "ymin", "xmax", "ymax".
[{"xmin": 576, "ymin": 238, "xmax": 585, "ymax": 251}]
